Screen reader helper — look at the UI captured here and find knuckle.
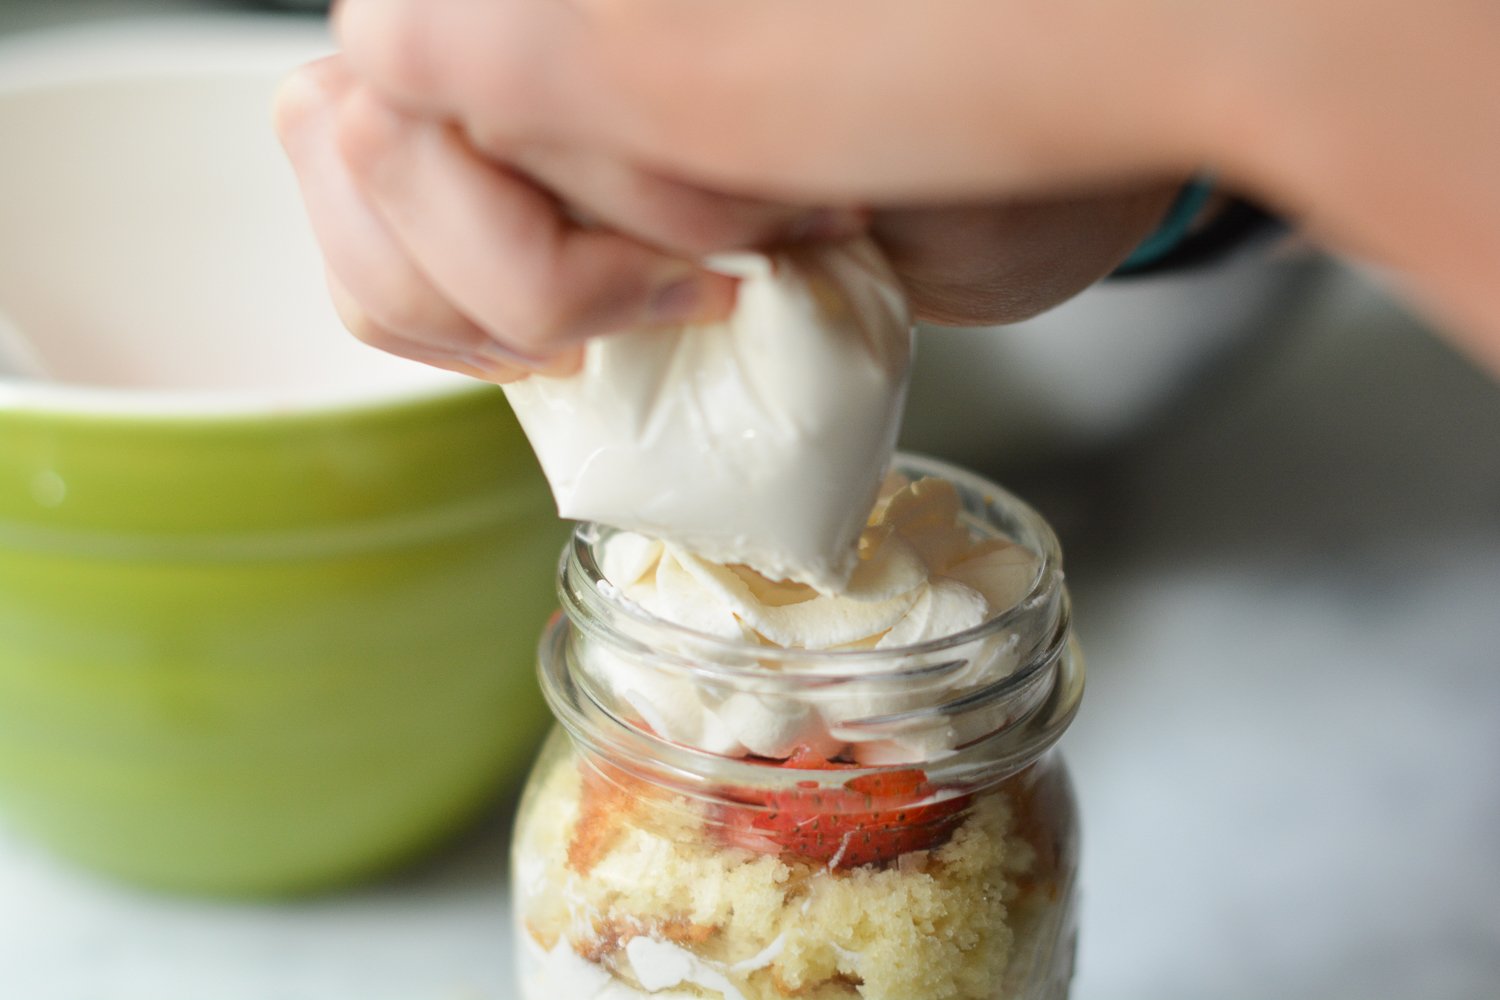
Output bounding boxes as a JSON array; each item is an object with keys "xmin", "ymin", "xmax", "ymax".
[
  {"xmin": 336, "ymin": 0, "xmax": 435, "ymax": 101},
  {"xmin": 488, "ymin": 245, "xmax": 580, "ymax": 349},
  {"xmin": 663, "ymin": 208, "xmax": 774, "ymax": 256},
  {"xmin": 330, "ymin": 270, "xmax": 439, "ymax": 341},
  {"xmin": 503, "ymin": 300, "xmax": 572, "ymax": 351},
  {"xmin": 337, "ymin": 305, "xmax": 390, "ymax": 349},
  {"xmin": 333, "ymin": 90, "xmax": 404, "ymax": 181},
  {"xmin": 368, "ymin": 297, "xmax": 431, "ymax": 340},
  {"xmin": 365, "ymin": 278, "xmax": 454, "ymax": 338},
  {"xmin": 343, "ymin": 317, "xmax": 434, "ymax": 367},
  {"xmin": 615, "ymin": 169, "xmax": 771, "ymax": 255},
  {"xmin": 272, "ymin": 58, "xmax": 351, "ymax": 142},
  {"xmin": 270, "ymin": 71, "xmax": 321, "ymax": 144},
  {"xmin": 524, "ymin": 261, "xmax": 657, "ymax": 345},
  {"xmin": 463, "ymin": 120, "xmax": 518, "ymax": 159},
  {"xmin": 501, "ymin": 273, "xmax": 592, "ymax": 349},
  {"xmin": 645, "ymin": 207, "xmax": 735, "ymax": 257}
]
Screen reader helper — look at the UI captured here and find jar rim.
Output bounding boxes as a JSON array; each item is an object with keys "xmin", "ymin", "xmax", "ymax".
[
  {"xmin": 539, "ymin": 452, "xmax": 1084, "ymax": 786},
  {"xmin": 557, "ymin": 452, "xmax": 1065, "ymax": 680},
  {"xmin": 539, "ymin": 619, "xmax": 1084, "ymax": 791}
]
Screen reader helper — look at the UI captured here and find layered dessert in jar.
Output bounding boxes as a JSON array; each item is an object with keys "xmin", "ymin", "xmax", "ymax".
[{"xmin": 511, "ymin": 459, "xmax": 1084, "ymax": 1000}]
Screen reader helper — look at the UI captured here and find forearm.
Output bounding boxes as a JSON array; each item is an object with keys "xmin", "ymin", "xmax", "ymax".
[
  {"xmin": 1166, "ymin": 0, "xmax": 1500, "ymax": 370},
  {"xmin": 327, "ymin": 0, "xmax": 1500, "ymax": 370}
]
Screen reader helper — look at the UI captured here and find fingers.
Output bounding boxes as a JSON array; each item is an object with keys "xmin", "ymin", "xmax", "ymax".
[
  {"xmin": 315, "ymin": 0, "xmax": 1500, "ymax": 376},
  {"xmin": 510, "ymin": 146, "xmax": 866, "ymax": 257},
  {"xmin": 276, "ymin": 57, "xmax": 544, "ymax": 379},
  {"xmin": 275, "ymin": 56, "xmax": 734, "ymax": 379},
  {"xmin": 335, "ymin": 0, "xmax": 1206, "ymax": 202},
  {"xmin": 324, "ymin": 270, "xmax": 534, "ymax": 383},
  {"xmin": 332, "ymin": 89, "xmax": 738, "ymax": 353}
]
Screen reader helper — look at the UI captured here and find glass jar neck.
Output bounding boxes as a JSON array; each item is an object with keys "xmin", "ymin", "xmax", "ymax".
[{"xmin": 538, "ymin": 454, "xmax": 1084, "ymax": 793}]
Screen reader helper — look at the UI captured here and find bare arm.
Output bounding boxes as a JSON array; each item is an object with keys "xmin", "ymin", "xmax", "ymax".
[{"xmin": 280, "ymin": 0, "xmax": 1500, "ymax": 375}]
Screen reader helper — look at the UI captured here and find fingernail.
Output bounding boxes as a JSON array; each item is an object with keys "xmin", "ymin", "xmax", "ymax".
[
  {"xmin": 272, "ymin": 69, "xmax": 328, "ymax": 147},
  {"xmin": 647, "ymin": 272, "xmax": 739, "ymax": 327},
  {"xmin": 457, "ymin": 351, "xmax": 528, "ymax": 384},
  {"xmin": 646, "ymin": 277, "xmax": 705, "ymax": 326},
  {"xmin": 474, "ymin": 338, "xmax": 544, "ymax": 366},
  {"xmin": 474, "ymin": 340, "xmax": 581, "ymax": 379},
  {"xmin": 449, "ymin": 356, "xmax": 509, "ymax": 381},
  {"xmin": 786, "ymin": 207, "xmax": 868, "ymax": 244}
]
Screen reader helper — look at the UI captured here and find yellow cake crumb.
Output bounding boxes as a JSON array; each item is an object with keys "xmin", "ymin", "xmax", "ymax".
[{"xmin": 514, "ymin": 751, "xmax": 1040, "ymax": 1000}]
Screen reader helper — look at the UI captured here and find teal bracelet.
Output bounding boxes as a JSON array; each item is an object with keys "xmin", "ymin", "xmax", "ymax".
[{"xmin": 1115, "ymin": 177, "xmax": 1216, "ymax": 274}]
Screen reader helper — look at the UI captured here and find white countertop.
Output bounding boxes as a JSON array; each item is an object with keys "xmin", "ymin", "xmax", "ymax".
[
  {"xmin": 1060, "ymin": 279, "xmax": 1500, "ymax": 1000},
  {"xmin": 2, "ymin": 5, "xmax": 1497, "ymax": 998}
]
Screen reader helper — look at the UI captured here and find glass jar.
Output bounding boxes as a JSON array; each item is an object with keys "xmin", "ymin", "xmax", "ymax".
[{"xmin": 512, "ymin": 455, "xmax": 1085, "ymax": 1000}]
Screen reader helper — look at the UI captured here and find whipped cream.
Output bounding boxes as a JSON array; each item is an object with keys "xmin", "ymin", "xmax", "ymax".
[
  {"xmin": 522, "ymin": 936, "xmax": 700, "ymax": 1000},
  {"xmin": 627, "ymin": 937, "xmax": 747, "ymax": 999},
  {"xmin": 589, "ymin": 476, "xmax": 1040, "ymax": 764},
  {"xmin": 503, "ymin": 239, "xmax": 911, "ymax": 591},
  {"xmin": 521, "ymin": 933, "xmax": 786, "ymax": 1000}
]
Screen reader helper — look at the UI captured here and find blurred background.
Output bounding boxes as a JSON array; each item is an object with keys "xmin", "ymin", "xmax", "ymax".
[{"xmin": 1, "ymin": 2, "xmax": 1497, "ymax": 1000}]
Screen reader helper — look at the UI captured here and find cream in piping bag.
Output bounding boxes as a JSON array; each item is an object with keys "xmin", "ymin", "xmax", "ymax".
[{"xmin": 502, "ymin": 238, "xmax": 912, "ymax": 592}]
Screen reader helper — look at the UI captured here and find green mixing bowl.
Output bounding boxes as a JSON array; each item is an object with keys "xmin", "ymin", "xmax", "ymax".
[
  {"xmin": 0, "ymin": 20, "xmax": 565, "ymax": 895},
  {"xmin": 0, "ymin": 387, "xmax": 564, "ymax": 896}
]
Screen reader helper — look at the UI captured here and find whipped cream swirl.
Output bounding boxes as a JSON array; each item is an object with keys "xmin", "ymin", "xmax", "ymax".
[{"xmin": 589, "ymin": 476, "xmax": 1041, "ymax": 765}]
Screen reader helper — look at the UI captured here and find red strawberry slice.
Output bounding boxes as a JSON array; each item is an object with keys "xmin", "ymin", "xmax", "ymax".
[{"xmin": 714, "ymin": 750, "xmax": 969, "ymax": 870}]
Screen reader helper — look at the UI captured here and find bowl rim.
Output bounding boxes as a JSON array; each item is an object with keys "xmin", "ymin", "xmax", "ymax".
[
  {"xmin": 0, "ymin": 13, "xmax": 489, "ymax": 425},
  {"xmin": 0, "ymin": 376, "xmax": 496, "ymax": 425}
]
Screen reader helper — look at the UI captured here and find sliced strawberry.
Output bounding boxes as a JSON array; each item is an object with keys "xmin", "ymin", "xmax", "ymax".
[{"xmin": 714, "ymin": 754, "xmax": 969, "ymax": 870}]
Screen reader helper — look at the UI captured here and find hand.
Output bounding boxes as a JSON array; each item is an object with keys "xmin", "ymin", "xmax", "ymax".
[
  {"xmin": 276, "ymin": 50, "xmax": 1179, "ymax": 377},
  {"xmin": 308, "ymin": 0, "xmax": 1500, "ymax": 376},
  {"xmin": 275, "ymin": 56, "xmax": 734, "ymax": 382}
]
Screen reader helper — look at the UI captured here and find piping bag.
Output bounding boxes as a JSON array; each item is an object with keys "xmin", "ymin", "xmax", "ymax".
[{"xmin": 502, "ymin": 238, "xmax": 913, "ymax": 592}]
